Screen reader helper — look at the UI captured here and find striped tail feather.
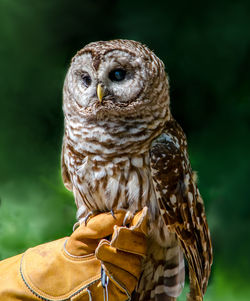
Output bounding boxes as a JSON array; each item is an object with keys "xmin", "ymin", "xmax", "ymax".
[{"xmin": 134, "ymin": 237, "xmax": 185, "ymax": 301}]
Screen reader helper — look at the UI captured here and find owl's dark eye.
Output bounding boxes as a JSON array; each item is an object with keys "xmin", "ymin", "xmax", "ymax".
[
  {"xmin": 109, "ymin": 69, "xmax": 126, "ymax": 82},
  {"xmin": 81, "ymin": 73, "xmax": 92, "ymax": 87}
]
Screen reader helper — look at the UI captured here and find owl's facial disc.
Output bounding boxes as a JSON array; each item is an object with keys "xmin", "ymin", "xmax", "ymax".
[{"xmin": 64, "ymin": 50, "xmax": 151, "ymax": 118}]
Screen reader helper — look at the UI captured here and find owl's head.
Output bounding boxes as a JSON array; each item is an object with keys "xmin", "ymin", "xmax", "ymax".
[{"xmin": 63, "ymin": 40, "xmax": 170, "ymax": 120}]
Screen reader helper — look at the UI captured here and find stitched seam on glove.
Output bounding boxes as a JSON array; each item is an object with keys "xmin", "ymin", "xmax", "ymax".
[
  {"xmin": 111, "ymin": 246, "xmax": 145, "ymax": 257},
  {"xmin": 102, "ymin": 259, "xmax": 140, "ymax": 281},
  {"xmin": 111, "ymin": 228, "xmax": 146, "ymax": 257},
  {"xmin": 63, "ymin": 239, "xmax": 95, "ymax": 259},
  {"xmin": 106, "ymin": 271, "xmax": 131, "ymax": 301},
  {"xmin": 19, "ymin": 253, "xmax": 101, "ymax": 301}
]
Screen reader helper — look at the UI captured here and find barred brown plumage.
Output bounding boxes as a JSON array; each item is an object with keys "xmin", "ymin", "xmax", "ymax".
[{"xmin": 61, "ymin": 39, "xmax": 213, "ymax": 300}]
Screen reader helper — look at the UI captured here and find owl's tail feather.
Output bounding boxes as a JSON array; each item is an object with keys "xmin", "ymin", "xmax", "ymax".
[{"xmin": 134, "ymin": 242, "xmax": 185, "ymax": 301}]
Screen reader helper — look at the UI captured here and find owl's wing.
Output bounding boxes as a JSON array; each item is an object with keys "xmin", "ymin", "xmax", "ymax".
[{"xmin": 149, "ymin": 119, "xmax": 213, "ymax": 300}]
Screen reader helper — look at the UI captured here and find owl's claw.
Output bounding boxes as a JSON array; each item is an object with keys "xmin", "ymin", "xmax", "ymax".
[
  {"xmin": 110, "ymin": 209, "xmax": 117, "ymax": 220},
  {"xmin": 83, "ymin": 211, "xmax": 94, "ymax": 226},
  {"xmin": 123, "ymin": 211, "xmax": 134, "ymax": 226},
  {"xmin": 79, "ymin": 210, "xmax": 117, "ymax": 226},
  {"xmin": 73, "ymin": 221, "xmax": 80, "ymax": 232}
]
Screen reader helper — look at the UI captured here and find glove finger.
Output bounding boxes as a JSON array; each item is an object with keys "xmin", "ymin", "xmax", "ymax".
[
  {"xmin": 111, "ymin": 227, "xmax": 147, "ymax": 257},
  {"xmin": 65, "ymin": 211, "xmax": 126, "ymax": 256},
  {"xmin": 96, "ymin": 240, "xmax": 142, "ymax": 279},
  {"xmin": 102, "ymin": 262, "xmax": 138, "ymax": 295},
  {"xmin": 110, "ymin": 207, "xmax": 148, "ymax": 257},
  {"xmin": 65, "ymin": 237, "xmax": 100, "ymax": 256},
  {"xmin": 72, "ymin": 211, "xmax": 126, "ymax": 240},
  {"xmin": 130, "ymin": 206, "xmax": 148, "ymax": 235}
]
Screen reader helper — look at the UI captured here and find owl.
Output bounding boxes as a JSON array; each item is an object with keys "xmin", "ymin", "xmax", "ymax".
[{"xmin": 61, "ymin": 40, "xmax": 212, "ymax": 301}]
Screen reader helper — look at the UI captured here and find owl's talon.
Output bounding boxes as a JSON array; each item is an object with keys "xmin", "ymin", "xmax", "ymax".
[
  {"xmin": 123, "ymin": 211, "xmax": 134, "ymax": 226},
  {"xmin": 83, "ymin": 211, "xmax": 94, "ymax": 226},
  {"xmin": 110, "ymin": 210, "xmax": 116, "ymax": 220},
  {"xmin": 73, "ymin": 221, "xmax": 80, "ymax": 232}
]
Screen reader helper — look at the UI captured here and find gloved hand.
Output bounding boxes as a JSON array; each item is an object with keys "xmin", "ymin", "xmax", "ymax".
[
  {"xmin": 94, "ymin": 208, "xmax": 148, "ymax": 301},
  {"xmin": 66, "ymin": 207, "xmax": 148, "ymax": 300},
  {"xmin": 0, "ymin": 208, "xmax": 148, "ymax": 301}
]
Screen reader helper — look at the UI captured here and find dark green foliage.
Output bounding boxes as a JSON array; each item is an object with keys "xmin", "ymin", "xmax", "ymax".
[{"xmin": 0, "ymin": 1, "xmax": 249, "ymax": 299}]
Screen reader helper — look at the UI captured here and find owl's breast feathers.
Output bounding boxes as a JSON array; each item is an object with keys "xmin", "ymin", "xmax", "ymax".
[
  {"xmin": 62, "ymin": 115, "xmax": 212, "ymax": 299},
  {"xmin": 63, "ymin": 142, "xmax": 157, "ymax": 216},
  {"xmin": 62, "ymin": 108, "xmax": 168, "ymax": 214},
  {"xmin": 149, "ymin": 119, "xmax": 213, "ymax": 299}
]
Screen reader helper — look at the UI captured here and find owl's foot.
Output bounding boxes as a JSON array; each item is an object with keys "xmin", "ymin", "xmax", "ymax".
[
  {"xmin": 74, "ymin": 211, "xmax": 99, "ymax": 228},
  {"xmin": 75, "ymin": 209, "xmax": 127, "ymax": 229}
]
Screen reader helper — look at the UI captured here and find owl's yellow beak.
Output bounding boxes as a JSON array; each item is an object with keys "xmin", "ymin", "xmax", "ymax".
[{"xmin": 97, "ymin": 84, "xmax": 104, "ymax": 103}]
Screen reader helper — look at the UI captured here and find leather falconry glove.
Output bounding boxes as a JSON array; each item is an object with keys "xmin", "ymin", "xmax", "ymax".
[{"xmin": 0, "ymin": 207, "xmax": 148, "ymax": 301}]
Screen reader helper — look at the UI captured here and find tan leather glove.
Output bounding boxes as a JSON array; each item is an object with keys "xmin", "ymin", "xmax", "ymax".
[
  {"xmin": 0, "ymin": 208, "xmax": 148, "ymax": 301},
  {"xmin": 94, "ymin": 208, "xmax": 148, "ymax": 301}
]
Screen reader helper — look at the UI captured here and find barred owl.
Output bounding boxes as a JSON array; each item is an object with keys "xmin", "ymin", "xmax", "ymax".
[{"xmin": 61, "ymin": 40, "xmax": 212, "ymax": 301}]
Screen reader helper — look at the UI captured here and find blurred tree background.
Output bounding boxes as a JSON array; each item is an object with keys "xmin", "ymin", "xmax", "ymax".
[{"xmin": 0, "ymin": 0, "xmax": 250, "ymax": 300}]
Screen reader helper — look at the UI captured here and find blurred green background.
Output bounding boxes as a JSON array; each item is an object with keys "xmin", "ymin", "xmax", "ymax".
[{"xmin": 0, "ymin": 0, "xmax": 250, "ymax": 300}]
